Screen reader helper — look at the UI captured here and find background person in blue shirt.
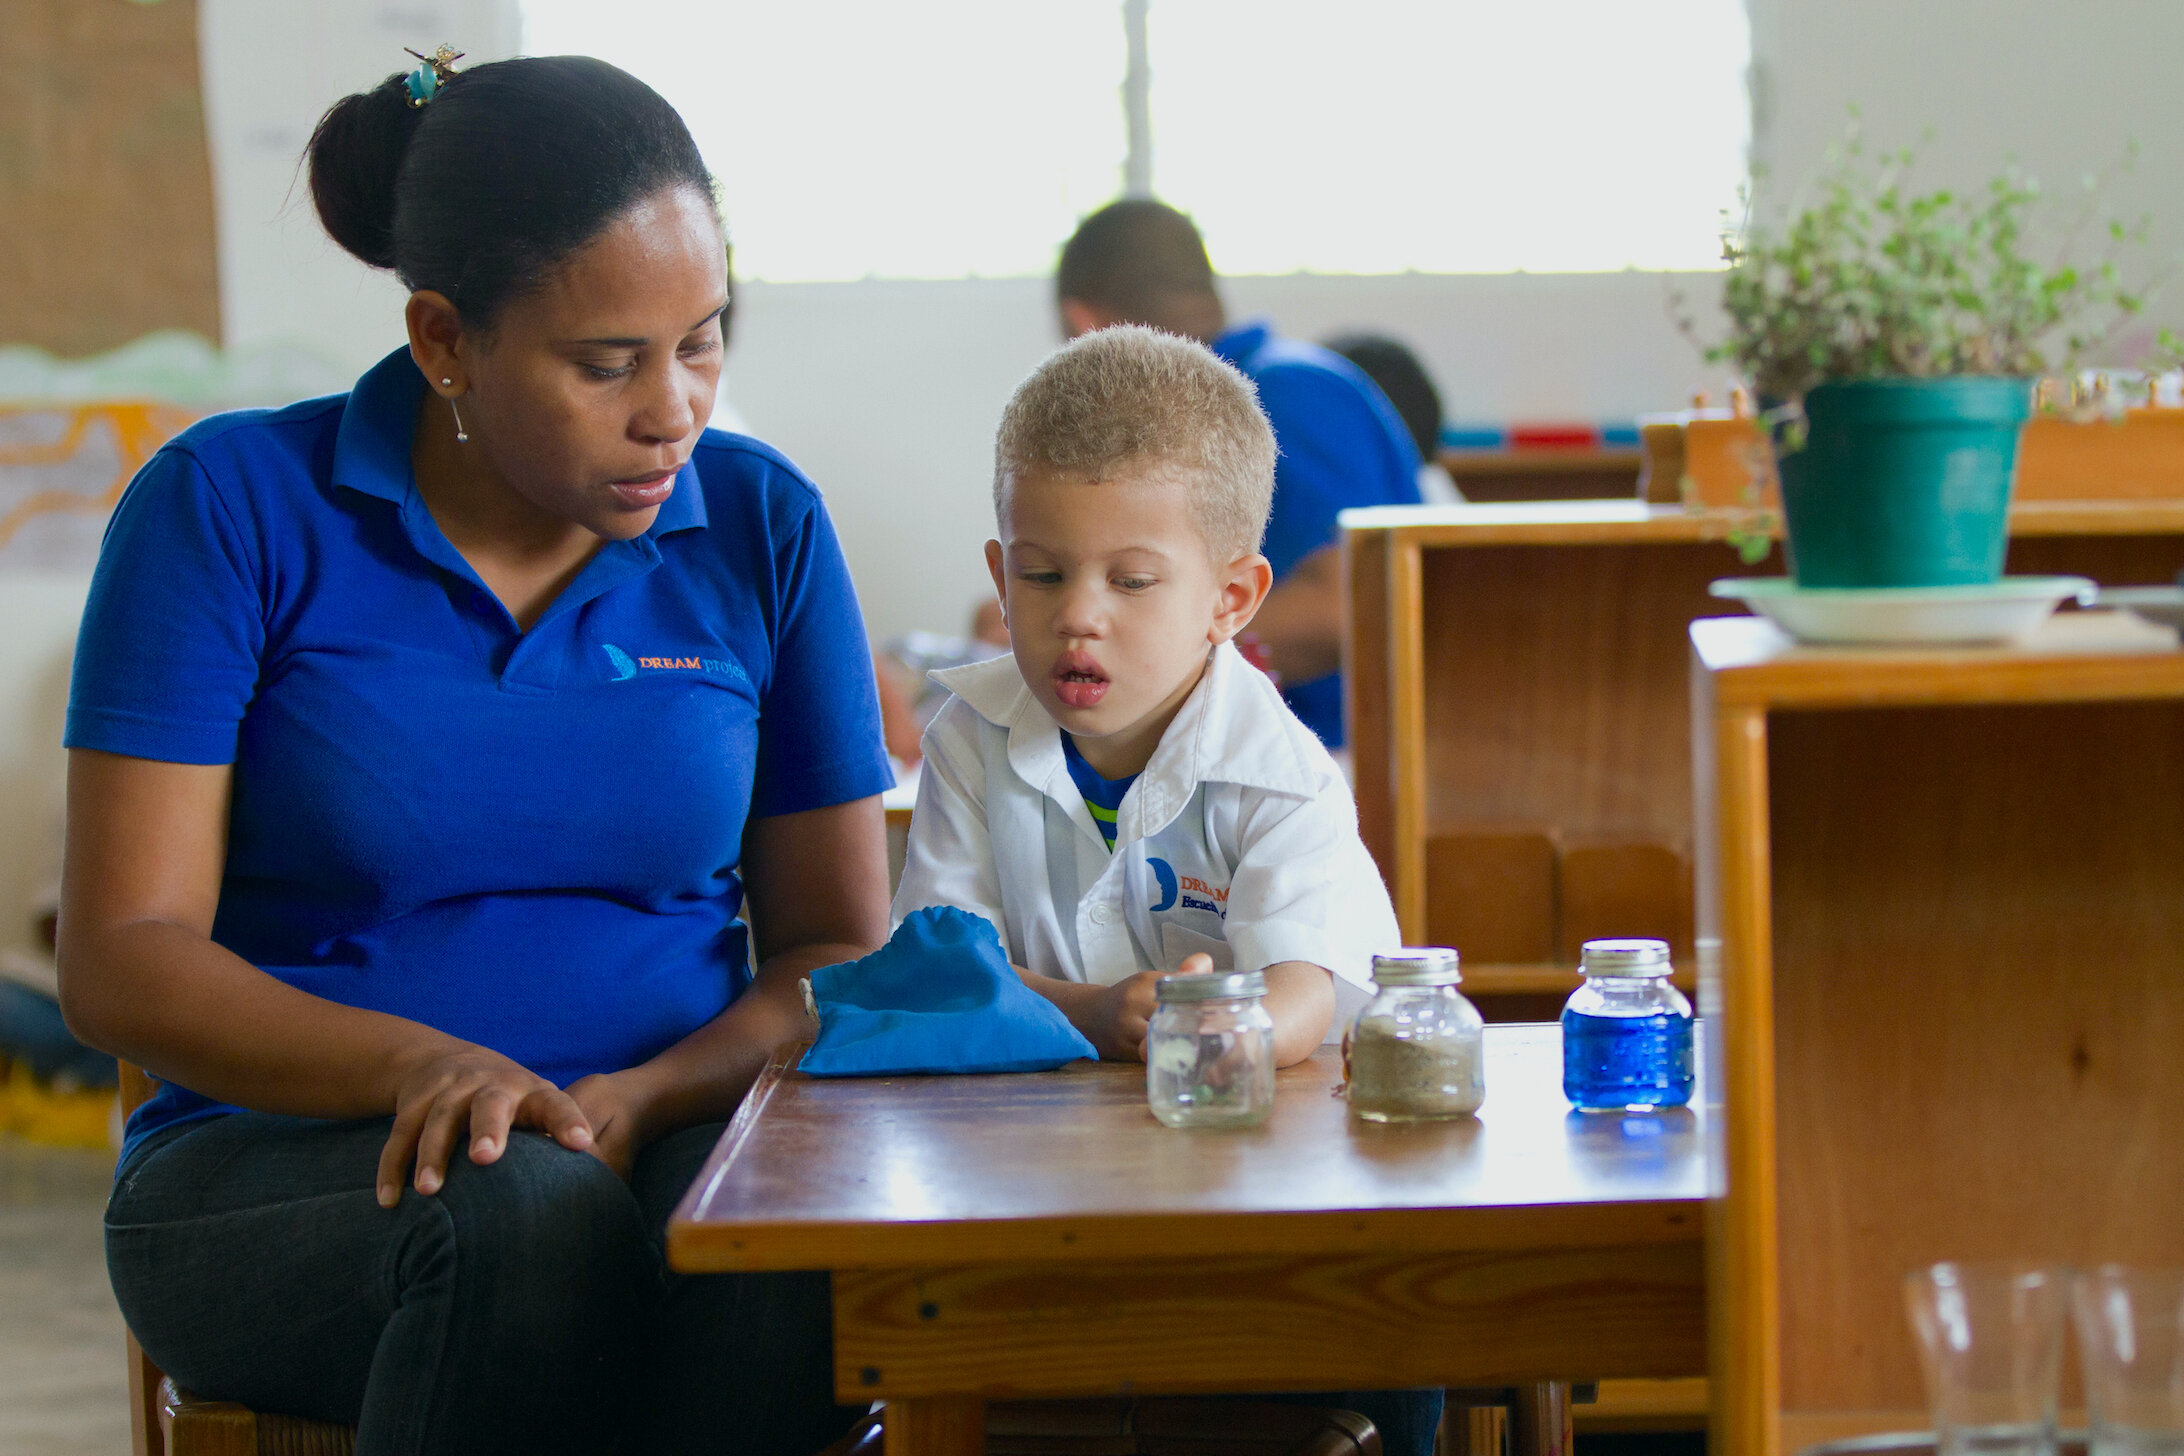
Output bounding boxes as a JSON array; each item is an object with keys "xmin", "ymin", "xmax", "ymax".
[
  {"xmin": 1054, "ymin": 200, "xmax": 1423, "ymax": 746},
  {"xmin": 57, "ymin": 56, "xmax": 891, "ymax": 1456}
]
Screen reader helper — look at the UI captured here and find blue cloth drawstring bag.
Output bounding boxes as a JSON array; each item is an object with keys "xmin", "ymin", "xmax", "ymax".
[{"xmin": 799, "ymin": 906, "xmax": 1097, "ymax": 1076}]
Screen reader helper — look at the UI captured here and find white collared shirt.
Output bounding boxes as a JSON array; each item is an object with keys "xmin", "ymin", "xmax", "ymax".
[{"xmin": 891, "ymin": 641, "xmax": 1399, "ymax": 1036}]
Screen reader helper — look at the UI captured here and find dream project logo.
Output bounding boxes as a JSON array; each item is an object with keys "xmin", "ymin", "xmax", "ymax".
[
  {"xmin": 1146, "ymin": 857, "xmax": 1227, "ymax": 918},
  {"xmin": 602, "ymin": 644, "xmax": 748, "ymax": 682}
]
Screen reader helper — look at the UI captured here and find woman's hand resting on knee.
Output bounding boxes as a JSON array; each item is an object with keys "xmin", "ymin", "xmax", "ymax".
[{"xmin": 379, "ymin": 1042, "xmax": 596, "ymax": 1207}]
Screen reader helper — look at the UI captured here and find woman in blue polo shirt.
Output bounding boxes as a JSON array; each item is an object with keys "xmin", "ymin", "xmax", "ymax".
[{"xmin": 58, "ymin": 55, "xmax": 890, "ymax": 1455}]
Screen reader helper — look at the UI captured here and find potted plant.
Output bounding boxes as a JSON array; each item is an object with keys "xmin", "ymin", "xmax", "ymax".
[{"xmin": 1689, "ymin": 136, "xmax": 2166, "ymax": 587}]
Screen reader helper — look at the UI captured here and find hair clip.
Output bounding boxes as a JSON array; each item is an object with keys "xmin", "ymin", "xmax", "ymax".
[{"xmin": 404, "ymin": 44, "xmax": 464, "ymax": 107}]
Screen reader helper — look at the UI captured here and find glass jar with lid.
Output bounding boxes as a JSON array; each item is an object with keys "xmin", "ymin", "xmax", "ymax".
[
  {"xmin": 1560, "ymin": 939, "xmax": 1694, "ymax": 1111},
  {"xmin": 1145, "ymin": 969, "xmax": 1277, "ymax": 1129},
  {"xmin": 1346, "ymin": 948, "xmax": 1485, "ymax": 1123}
]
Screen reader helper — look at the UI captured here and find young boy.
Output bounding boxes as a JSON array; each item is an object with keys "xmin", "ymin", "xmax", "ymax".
[
  {"xmin": 891, "ymin": 324, "xmax": 1439, "ymax": 1455},
  {"xmin": 892, "ymin": 324, "xmax": 1402, "ymax": 1066}
]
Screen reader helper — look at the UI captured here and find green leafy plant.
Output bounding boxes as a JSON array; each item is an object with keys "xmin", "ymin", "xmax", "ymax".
[
  {"xmin": 1671, "ymin": 129, "xmax": 2175, "ymax": 564},
  {"xmin": 1686, "ymin": 132, "xmax": 2166, "ymax": 408}
]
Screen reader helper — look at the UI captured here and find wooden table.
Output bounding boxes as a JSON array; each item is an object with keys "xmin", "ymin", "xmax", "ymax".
[
  {"xmin": 1341, "ymin": 499, "xmax": 2184, "ymax": 1020},
  {"xmin": 1691, "ymin": 612, "xmax": 2184, "ymax": 1456},
  {"xmin": 669, "ymin": 1025, "xmax": 1707, "ymax": 1456}
]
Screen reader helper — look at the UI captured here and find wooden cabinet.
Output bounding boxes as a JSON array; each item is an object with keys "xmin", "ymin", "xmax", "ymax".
[
  {"xmin": 1341, "ymin": 500, "xmax": 2184, "ymax": 1017},
  {"xmin": 1689, "ymin": 614, "xmax": 2184, "ymax": 1456},
  {"xmin": 1441, "ymin": 447, "xmax": 1643, "ymax": 503}
]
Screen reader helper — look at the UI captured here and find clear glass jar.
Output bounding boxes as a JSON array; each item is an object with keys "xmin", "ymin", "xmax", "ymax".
[
  {"xmin": 1346, "ymin": 948, "xmax": 1485, "ymax": 1123},
  {"xmin": 1560, "ymin": 939, "xmax": 1694, "ymax": 1112},
  {"xmin": 1146, "ymin": 969, "xmax": 1277, "ymax": 1129}
]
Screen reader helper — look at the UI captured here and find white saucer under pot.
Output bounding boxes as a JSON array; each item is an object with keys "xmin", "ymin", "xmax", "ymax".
[{"xmin": 1708, "ymin": 576, "xmax": 2097, "ymax": 646}]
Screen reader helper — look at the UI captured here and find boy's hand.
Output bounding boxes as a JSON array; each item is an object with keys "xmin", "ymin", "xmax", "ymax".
[
  {"xmin": 1085, "ymin": 970, "xmax": 1164, "ymax": 1061},
  {"xmin": 1085, "ymin": 955, "xmax": 1215, "ymax": 1062}
]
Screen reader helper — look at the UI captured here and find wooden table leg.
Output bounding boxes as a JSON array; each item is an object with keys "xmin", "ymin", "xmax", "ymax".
[
  {"xmin": 1439, "ymin": 1392, "xmax": 1511, "ymax": 1456},
  {"xmin": 883, "ymin": 1396, "xmax": 983, "ymax": 1456},
  {"xmin": 1507, "ymin": 1382, "xmax": 1572, "ymax": 1456}
]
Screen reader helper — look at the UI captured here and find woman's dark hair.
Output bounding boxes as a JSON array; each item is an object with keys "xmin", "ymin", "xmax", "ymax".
[{"xmin": 307, "ymin": 55, "xmax": 720, "ymax": 331}]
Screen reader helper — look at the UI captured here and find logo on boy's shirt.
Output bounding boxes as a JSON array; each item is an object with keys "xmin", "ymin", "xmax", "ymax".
[
  {"xmin": 601, "ymin": 644, "xmax": 748, "ymax": 683},
  {"xmin": 1145, "ymin": 857, "xmax": 1227, "ymax": 919}
]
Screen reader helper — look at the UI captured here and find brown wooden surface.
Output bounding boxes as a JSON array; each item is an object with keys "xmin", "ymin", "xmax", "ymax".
[
  {"xmin": 1508, "ymin": 1383, "xmax": 1574, "ymax": 1456},
  {"xmin": 1641, "ymin": 412, "xmax": 2184, "ymax": 509},
  {"xmin": 1338, "ymin": 498, "xmax": 2184, "ymax": 546},
  {"xmin": 1426, "ymin": 830, "xmax": 1558, "ymax": 963},
  {"xmin": 1694, "ymin": 624, "xmax": 2184, "ymax": 1456},
  {"xmin": 1340, "ymin": 503, "xmax": 2184, "ymax": 1016},
  {"xmin": 1, "ymin": 0, "xmax": 220, "ymax": 353},
  {"xmin": 1445, "ymin": 1401, "xmax": 1506, "ymax": 1456},
  {"xmin": 1999, "ymin": 411, "xmax": 2184, "ymax": 501},
  {"xmin": 121, "ymin": 1065, "xmax": 165, "ymax": 1456},
  {"xmin": 159, "ymin": 1381, "xmax": 253, "ymax": 1456},
  {"xmin": 886, "ymin": 1399, "xmax": 983, "ymax": 1456},
  {"xmin": 833, "ymin": 1242, "xmax": 1701, "ymax": 1400},
  {"xmin": 1580, "ymin": 1379, "xmax": 1711, "ymax": 1434},
  {"xmin": 1692, "ymin": 612, "xmax": 2184, "ymax": 710},
  {"xmin": 674, "ymin": 1027, "xmax": 1703, "ymax": 1451},
  {"xmin": 1696, "ymin": 690, "xmax": 1780, "ymax": 1456},
  {"xmin": 131, "ymin": 1333, "xmax": 164, "ymax": 1456},
  {"xmin": 1441, "ymin": 449, "xmax": 1643, "ymax": 504},
  {"xmin": 1344, "ymin": 524, "xmax": 1395, "ymax": 875},
  {"xmin": 1558, "ymin": 840, "xmax": 1693, "ymax": 966},
  {"xmin": 671, "ymin": 1026, "xmax": 1703, "ymax": 1272}
]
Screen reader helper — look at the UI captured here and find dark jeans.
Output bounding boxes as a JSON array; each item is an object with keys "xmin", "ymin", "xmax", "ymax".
[{"xmin": 105, "ymin": 1112, "xmax": 867, "ymax": 1456}]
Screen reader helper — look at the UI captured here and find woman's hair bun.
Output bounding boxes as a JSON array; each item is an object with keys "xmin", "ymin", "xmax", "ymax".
[
  {"xmin": 306, "ymin": 72, "xmax": 424, "ymax": 271},
  {"xmin": 302, "ymin": 56, "xmax": 715, "ymax": 329}
]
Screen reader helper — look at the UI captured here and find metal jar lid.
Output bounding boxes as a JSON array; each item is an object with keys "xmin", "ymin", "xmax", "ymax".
[
  {"xmin": 1155, "ymin": 968, "xmax": 1268, "ymax": 1002},
  {"xmin": 1369, "ymin": 947, "xmax": 1462, "ymax": 987},
  {"xmin": 1578, "ymin": 939, "xmax": 1674, "ymax": 977}
]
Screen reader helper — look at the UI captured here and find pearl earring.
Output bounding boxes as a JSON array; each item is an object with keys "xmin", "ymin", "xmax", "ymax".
[{"xmin": 440, "ymin": 379, "xmax": 468, "ymax": 443}]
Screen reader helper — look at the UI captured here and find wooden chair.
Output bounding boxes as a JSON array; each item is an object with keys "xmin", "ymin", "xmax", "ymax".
[{"xmin": 118, "ymin": 1063, "xmax": 359, "ymax": 1456}]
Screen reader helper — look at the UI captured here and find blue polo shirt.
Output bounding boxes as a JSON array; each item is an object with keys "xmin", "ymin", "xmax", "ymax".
[
  {"xmin": 1211, "ymin": 321, "xmax": 1422, "ymax": 747},
  {"xmin": 68, "ymin": 348, "xmax": 893, "ymax": 1155}
]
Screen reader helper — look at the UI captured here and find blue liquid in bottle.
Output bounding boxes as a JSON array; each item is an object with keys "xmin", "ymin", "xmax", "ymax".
[{"xmin": 1561, "ymin": 1010, "xmax": 1694, "ymax": 1111}]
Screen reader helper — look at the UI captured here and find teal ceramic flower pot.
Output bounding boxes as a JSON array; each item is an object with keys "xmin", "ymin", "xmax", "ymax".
[{"xmin": 1775, "ymin": 377, "xmax": 2034, "ymax": 588}]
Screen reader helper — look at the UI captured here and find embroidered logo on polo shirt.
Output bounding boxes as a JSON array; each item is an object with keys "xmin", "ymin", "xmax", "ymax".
[
  {"xmin": 601, "ymin": 644, "xmax": 749, "ymax": 682},
  {"xmin": 1146, "ymin": 857, "xmax": 1227, "ymax": 919}
]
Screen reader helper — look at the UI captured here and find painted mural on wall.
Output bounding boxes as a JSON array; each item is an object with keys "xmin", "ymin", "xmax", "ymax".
[{"xmin": 0, "ymin": 331, "xmax": 346, "ymax": 573}]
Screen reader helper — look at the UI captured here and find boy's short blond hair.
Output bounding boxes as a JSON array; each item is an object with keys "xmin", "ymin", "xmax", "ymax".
[{"xmin": 993, "ymin": 325, "xmax": 1276, "ymax": 564}]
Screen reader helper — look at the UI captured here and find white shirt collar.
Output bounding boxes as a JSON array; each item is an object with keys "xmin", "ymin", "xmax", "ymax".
[{"xmin": 931, "ymin": 641, "xmax": 1323, "ymax": 842}]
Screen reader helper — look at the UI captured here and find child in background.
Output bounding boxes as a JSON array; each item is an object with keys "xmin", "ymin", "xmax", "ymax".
[{"xmin": 890, "ymin": 323, "xmax": 1435, "ymax": 1451}]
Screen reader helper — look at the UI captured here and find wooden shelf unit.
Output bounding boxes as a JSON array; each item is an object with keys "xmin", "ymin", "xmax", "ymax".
[
  {"xmin": 1691, "ymin": 613, "xmax": 2184, "ymax": 1456},
  {"xmin": 1440, "ymin": 447, "xmax": 1644, "ymax": 504},
  {"xmin": 1341, "ymin": 501, "xmax": 2184, "ymax": 1017}
]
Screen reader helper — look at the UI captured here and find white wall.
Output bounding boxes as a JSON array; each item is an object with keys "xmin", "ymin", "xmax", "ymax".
[
  {"xmin": 182, "ymin": 1, "xmax": 2184, "ymax": 646},
  {"xmin": 199, "ymin": 0, "xmax": 523, "ymax": 374},
  {"xmin": 1746, "ymin": 0, "xmax": 2184, "ymax": 364},
  {"xmin": 725, "ymin": 271, "xmax": 1728, "ymax": 644}
]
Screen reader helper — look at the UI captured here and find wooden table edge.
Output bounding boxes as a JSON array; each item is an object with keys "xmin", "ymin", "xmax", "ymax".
[
  {"xmin": 1691, "ymin": 615, "xmax": 2184, "ymax": 711},
  {"xmin": 668, "ymin": 1195, "xmax": 1705, "ymax": 1274},
  {"xmin": 1336, "ymin": 498, "xmax": 2184, "ymax": 550}
]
